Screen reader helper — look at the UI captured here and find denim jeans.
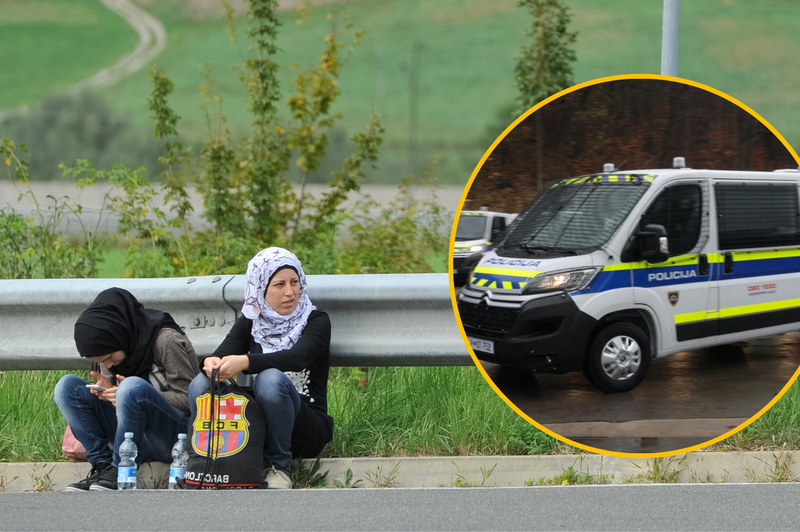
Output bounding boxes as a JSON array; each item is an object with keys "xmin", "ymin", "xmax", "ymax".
[
  {"xmin": 188, "ymin": 368, "xmax": 301, "ymax": 474},
  {"xmin": 54, "ymin": 374, "xmax": 189, "ymax": 467}
]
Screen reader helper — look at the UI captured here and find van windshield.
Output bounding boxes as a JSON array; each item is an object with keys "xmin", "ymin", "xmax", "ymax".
[
  {"xmin": 498, "ymin": 182, "xmax": 649, "ymax": 255},
  {"xmin": 456, "ymin": 215, "xmax": 488, "ymax": 241}
]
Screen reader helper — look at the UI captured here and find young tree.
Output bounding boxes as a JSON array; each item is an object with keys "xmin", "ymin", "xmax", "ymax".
[{"xmin": 514, "ymin": 0, "xmax": 577, "ymax": 191}]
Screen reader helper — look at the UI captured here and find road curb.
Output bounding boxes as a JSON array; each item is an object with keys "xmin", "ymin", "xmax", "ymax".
[{"xmin": 1, "ymin": 451, "xmax": 797, "ymax": 492}]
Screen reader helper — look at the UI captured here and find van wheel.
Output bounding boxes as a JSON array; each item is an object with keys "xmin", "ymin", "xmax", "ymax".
[{"xmin": 584, "ymin": 322, "xmax": 651, "ymax": 393}]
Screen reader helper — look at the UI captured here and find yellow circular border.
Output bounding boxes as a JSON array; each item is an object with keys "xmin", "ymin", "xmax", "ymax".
[{"xmin": 448, "ymin": 73, "xmax": 800, "ymax": 459}]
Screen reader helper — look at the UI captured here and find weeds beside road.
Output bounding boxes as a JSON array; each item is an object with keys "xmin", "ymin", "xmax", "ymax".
[
  {"xmin": 3, "ymin": 367, "xmax": 800, "ymax": 463},
  {"xmin": 0, "ymin": 367, "xmax": 558, "ymax": 462}
]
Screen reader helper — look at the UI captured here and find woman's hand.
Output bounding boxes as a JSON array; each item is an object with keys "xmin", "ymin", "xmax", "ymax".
[
  {"xmin": 89, "ymin": 370, "xmax": 112, "ymax": 390},
  {"xmin": 100, "ymin": 374, "xmax": 126, "ymax": 406},
  {"xmin": 216, "ymin": 355, "xmax": 250, "ymax": 381},
  {"xmin": 89, "ymin": 371, "xmax": 113, "ymax": 401},
  {"xmin": 203, "ymin": 356, "xmax": 222, "ymax": 377}
]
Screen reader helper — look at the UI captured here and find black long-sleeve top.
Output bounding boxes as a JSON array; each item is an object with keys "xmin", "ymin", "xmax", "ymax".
[{"xmin": 211, "ymin": 310, "xmax": 331, "ymax": 414}]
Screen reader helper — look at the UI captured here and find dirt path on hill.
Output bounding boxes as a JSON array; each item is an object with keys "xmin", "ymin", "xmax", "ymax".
[
  {"xmin": 0, "ymin": 0, "xmax": 166, "ymax": 122},
  {"xmin": 0, "ymin": 0, "xmax": 346, "ymax": 123},
  {"xmin": 65, "ymin": 0, "xmax": 167, "ymax": 94}
]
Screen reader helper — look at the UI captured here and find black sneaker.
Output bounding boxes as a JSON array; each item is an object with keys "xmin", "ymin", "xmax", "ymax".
[
  {"xmin": 65, "ymin": 463, "xmax": 111, "ymax": 492},
  {"xmin": 88, "ymin": 465, "xmax": 118, "ymax": 491}
]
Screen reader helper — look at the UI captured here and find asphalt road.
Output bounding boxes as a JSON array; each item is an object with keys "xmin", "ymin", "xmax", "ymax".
[
  {"xmin": 2, "ymin": 484, "xmax": 799, "ymax": 531},
  {"xmin": 481, "ymin": 333, "xmax": 800, "ymax": 454}
]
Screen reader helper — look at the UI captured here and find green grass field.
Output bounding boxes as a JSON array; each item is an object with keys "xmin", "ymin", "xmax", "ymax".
[
  {"xmin": 0, "ymin": 0, "xmax": 137, "ymax": 107},
  {"xmin": 2, "ymin": 0, "xmax": 799, "ymax": 184}
]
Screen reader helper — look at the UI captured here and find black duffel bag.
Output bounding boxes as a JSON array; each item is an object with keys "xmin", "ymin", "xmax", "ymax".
[{"xmin": 179, "ymin": 368, "xmax": 266, "ymax": 489}]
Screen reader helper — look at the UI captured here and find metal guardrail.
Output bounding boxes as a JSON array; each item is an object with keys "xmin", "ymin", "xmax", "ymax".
[{"xmin": 0, "ymin": 274, "xmax": 471, "ymax": 370}]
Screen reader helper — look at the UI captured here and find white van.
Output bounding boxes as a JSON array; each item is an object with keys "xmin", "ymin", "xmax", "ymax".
[
  {"xmin": 457, "ymin": 159, "xmax": 800, "ymax": 392},
  {"xmin": 453, "ymin": 210, "xmax": 517, "ymax": 285}
]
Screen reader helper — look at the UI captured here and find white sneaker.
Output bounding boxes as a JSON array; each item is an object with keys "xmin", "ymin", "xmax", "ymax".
[{"xmin": 265, "ymin": 467, "xmax": 292, "ymax": 489}]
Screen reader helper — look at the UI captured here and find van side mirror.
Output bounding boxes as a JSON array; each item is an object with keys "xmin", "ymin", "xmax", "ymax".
[{"xmin": 621, "ymin": 224, "xmax": 670, "ymax": 263}]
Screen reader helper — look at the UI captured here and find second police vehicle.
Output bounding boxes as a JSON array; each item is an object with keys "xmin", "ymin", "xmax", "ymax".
[
  {"xmin": 453, "ymin": 209, "xmax": 517, "ymax": 285},
  {"xmin": 457, "ymin": 158, "xmax": 800, "ymax": 392}
]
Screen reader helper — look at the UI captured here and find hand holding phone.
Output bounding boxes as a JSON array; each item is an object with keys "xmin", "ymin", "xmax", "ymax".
[{"xmin": 85, "ymin": 384, "xmax": 107, "ymax": 391}]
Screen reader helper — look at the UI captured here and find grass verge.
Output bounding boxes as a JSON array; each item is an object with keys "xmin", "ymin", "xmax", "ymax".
[
  {"xmin": 0, "ymin": 370, "xmax": 88, "ymax": 462},
  {"xmin": 6, "ymin": 366, "xmax": 800, "ymax": 463},
  {"xmin": 0, "ymin": 367, "xmax": 559, "ymax": 462},
  {"xmin": 714, "ymin": 378, "xmax": 800, "ymax": 451},
  {"xmin": 325, "ymin": 366, "xmax": 558, "ymax": 457}
]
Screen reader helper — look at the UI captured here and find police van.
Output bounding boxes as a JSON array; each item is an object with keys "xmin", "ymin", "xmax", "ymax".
[
  {"xmin": 457, "ymin": 158, "xmax": 800, "ymax": 392},
  {"xmin": 453, "ymin": 209, "xmax": 517, "ymax": 285}
]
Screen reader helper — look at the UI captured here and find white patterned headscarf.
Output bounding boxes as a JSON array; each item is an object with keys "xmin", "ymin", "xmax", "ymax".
[{"xmin": 242, "ymin": 247, "xmax": 316, "ymax": 353}]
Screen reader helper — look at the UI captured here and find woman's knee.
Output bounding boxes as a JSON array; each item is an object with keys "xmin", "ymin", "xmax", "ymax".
[
  {"xmin": 188, "ymin": 374, "xmax": 211, "ymax": 399},
  {"xmin": 254, "ymin": 369, "xmax": 290, "ymax": 396},
  {"xmin": 53, "ymin": 374, "xmax": 89, "ymax": 409},
  {"xmin": 254, "ymin": 369, "xmax": 298, "ymax": 409},
  {"xmin": 256, "ymin": 368, "xmax": 287, "ymax": 386},
  {"xmin": 115, "ymin": 376, "xmax": 149, "ymax": 407}
]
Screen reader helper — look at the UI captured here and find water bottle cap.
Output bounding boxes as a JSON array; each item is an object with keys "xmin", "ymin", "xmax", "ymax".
[
  {"xmin": 178, "ymin": 433, "xmax": 187, "ymax": 440},
  {"xmin": 124, "ymin": 432, "xmax": 134, "ymax": 439}
]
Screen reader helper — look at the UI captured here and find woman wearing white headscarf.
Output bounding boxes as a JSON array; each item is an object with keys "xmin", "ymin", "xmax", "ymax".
[{"xmin": 187, "ymin": 247, "xmax": 333, "ymax": 489}]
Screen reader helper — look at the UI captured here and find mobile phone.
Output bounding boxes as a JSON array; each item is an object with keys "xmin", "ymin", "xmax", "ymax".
[{"xmin": 85, "ymin": 384, "xmax": 107, "ymax": 391}]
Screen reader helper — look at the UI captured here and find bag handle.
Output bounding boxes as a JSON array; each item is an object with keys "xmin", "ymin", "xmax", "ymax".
[
  {"xmin": 227, "ymin": 376, "xmax": 250, "ymax": 395},
  {"xmin": 198, "ymin": 367, "xmax": 221, "ymax": 489}
]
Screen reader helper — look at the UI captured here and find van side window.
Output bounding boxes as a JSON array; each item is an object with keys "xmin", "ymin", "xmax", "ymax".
[
  {"xmin": 715, "ymin": 183, "xmax": 800, "ymax": 250},
  {"xmin": 492, "ymin": 216, "xmax": 506, "ymax": 235},
  {"xmin": 640, "ymin": 185, "xmax": 702, "ymax": 256}
]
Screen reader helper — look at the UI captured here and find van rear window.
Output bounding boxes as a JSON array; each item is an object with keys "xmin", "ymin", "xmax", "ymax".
[{"xmin": 715, "ymin": 183, "xmax": 800, "ymax": 250}]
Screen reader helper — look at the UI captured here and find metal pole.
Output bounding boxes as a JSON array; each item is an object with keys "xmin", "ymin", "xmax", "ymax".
[{"xmin": 661, "ymin": 0, "xmax": 680, "ymax": 77}]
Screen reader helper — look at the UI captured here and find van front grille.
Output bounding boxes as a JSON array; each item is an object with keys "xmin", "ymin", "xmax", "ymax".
[{"xmin": 457, "ymin": 302, "xmax": 519, "ymax": 334}]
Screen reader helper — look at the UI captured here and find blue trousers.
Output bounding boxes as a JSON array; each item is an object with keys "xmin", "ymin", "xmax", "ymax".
[
  {"xmin": 188, "ymin": 369, "xmax": 301, "ymax": 474},
  {"xmin": 54, "ymin": 374, "xmax": 189, "ymax": 467}
]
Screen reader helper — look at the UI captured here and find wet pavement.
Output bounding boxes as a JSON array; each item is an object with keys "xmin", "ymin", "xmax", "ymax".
[{"xmin": 480, "ymin": 332, "xmax": 800, "ymax": 454}]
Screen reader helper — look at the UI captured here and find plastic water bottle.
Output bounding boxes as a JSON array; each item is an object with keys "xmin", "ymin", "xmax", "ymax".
[
  {"xmin": 168, "ymin": 433, "xmax": 189, "ymax": 490},
  {"xmin": 117, "ymin": 432, "xmax": 138, "ymax": 490}
]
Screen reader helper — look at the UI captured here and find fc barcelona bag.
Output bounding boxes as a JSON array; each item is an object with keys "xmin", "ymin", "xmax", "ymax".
[{"xmin": 180, "ymin": 369, "xmax": 266, "ymax": 489}]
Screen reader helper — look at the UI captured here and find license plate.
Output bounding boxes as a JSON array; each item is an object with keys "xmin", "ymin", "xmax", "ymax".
[{"xmin": 467, "ymin": 336, "xmax": 494, "ymax": 354}]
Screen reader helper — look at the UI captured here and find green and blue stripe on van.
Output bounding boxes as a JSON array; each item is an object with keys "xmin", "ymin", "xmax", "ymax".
[
  {"xmin": 470, "ymin": 248, "xmax": 800, "ymax": 341},
  {"xmin": 577, "ymin": 250, "xmax": 800, "ymax": 293}
]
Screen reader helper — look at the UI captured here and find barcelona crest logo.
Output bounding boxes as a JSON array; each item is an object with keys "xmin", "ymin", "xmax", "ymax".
[{"xmin": 192, "ymin": 393, "xmax": 251, "ymax": 458}]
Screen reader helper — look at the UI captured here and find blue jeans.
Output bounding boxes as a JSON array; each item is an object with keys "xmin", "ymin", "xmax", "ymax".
[
  {"xmin": 188, "ymin": 369, "xmax": 301, "ymax": 474},
  {"xmin": 54, "ymin": 374, "xmax": 189, "ymax": 467}
]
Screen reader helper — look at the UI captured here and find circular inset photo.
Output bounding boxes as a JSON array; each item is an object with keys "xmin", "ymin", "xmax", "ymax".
[{"xmin": 451, "ymin": 75, "xmax": 800, "ymax": 457}]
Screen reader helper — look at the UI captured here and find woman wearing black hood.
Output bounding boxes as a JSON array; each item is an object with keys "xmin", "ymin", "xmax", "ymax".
[{"xmin": 54, "ymin": 288, "xmax": 199, "ymax": 491}]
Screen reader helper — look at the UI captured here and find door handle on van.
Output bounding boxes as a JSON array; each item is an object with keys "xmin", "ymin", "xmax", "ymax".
[
  {"xmin": 723, "ymin": 252, "xmax": 734, "ymax": 274},
  {"xmin": 698, "ymin": 254, "xmax": 709, "ymax": 276}
]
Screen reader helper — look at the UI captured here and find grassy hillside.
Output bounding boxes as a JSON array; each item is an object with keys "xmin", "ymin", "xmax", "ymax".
[
  {"xmin": 2, "ymin": 0, "xmax": 799, "ymax": 185},
  {"xmin": 0, "ymin": 0, "xmax": 138, "ymax": 107}
]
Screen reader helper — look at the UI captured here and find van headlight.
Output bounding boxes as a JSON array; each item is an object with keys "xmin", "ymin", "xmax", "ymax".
[
  {"xmin": 468, "ymin": 244, "xmax": 486, "ymax": 253},
  {"xmin": 523, "ymin": 267, "xmax": 601, "ymax": 294}
]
